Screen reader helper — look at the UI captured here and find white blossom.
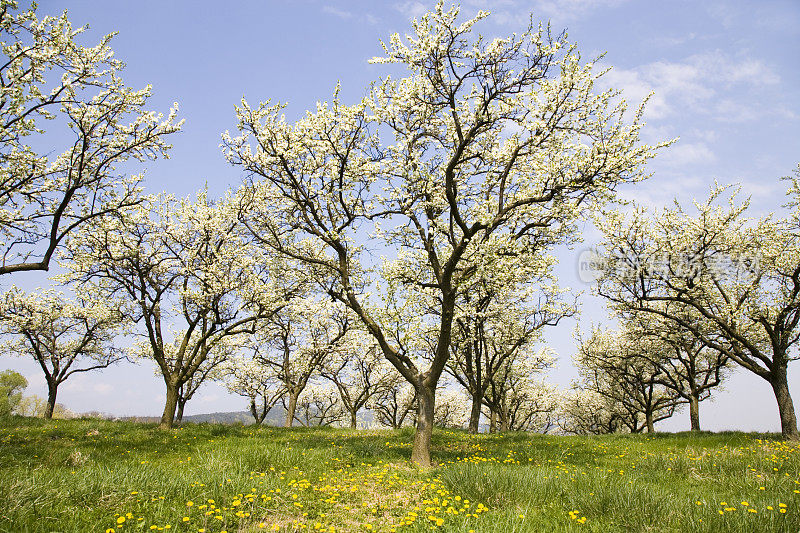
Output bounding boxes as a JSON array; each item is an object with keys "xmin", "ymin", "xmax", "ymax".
[{"xmin": 0, "ymin": 2, "xmax": 182, "ymax": 275}]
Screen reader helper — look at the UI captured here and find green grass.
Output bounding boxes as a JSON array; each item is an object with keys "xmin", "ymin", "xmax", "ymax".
[{"xmin": 0, "ymin": 418, "xmax": 798, "ymax": 532}]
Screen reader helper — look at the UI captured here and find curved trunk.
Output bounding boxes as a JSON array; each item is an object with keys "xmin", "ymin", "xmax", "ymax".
[
  {"xmin": 411, "ymin": 384, "xmax": 435, "ymax": 467},
  {"xmin": 160, "ymin": 381, "xmax": 179, "ymax": 429},
  {"xmin": 771, "ymin": 367, "xmax": 799, "ymax": 440},
  {"xmin": 44, "ymin": 380, "xmax": 58, "ymax": 419}
]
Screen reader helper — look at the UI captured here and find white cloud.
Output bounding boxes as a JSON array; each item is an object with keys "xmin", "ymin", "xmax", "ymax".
[
  {"xmin": 601, "ymin": 67, "xmax": 669, "ymax": 119},
  {"xmin": 737, "ymin": 176, "xmax": 784, "ymax": 206},
  {"xmin": 617, "ymin": 173, "xmax": 708, "ymax": 209},
  {"xmin": 638, "ymin": 124, "xmax": 676, "ymax": 146},
  {"xmin": 93, "ymin": 383, "xmax": 113, "ymax": 395},
  {"xmin": 755, "ymin": 4, "xmax": 800, "ymax": 33},
  {"xmin": 780, "ymin": 107, "xmax": 799, "ymax": 121},
  {"xmin": 322, "ymin": 5, "xmax": 353, "ymax": 19},
  {"xmin": 394, "ymin": 1, "xmax": 428, "ymax": 20},
  {"xmin": 63, "ymin": 380, "xmax": 87, "ymax": 393},
  {"xmin": 689, "ymin": 51, "xmax": 779, "ymax": 86},
  {"xmin": 657, "ymin": 141, "xmax": 716, "ymax": 168},
  {"xmin": 441, "ymin": 0, "xmax": 633, "ymax": 25},
  {"xmin": 532, "ymin": 0, "xmax": 631, "ymax": 21},
  {"xmin": 705, "ymin": 2, "xmax": 739, "ymax": 29},
  {"xmin": 712, "ymin": 98, "xmax": 760, "ymax": 123},
  {"xmin": 196, "ymin": 394, "xmax": 220, "ymax": 404},
  {"xmin": 321, "ymin": 5, "xmax": 378, "ymax": 25},
  {"xmin": 690, "ymin": 129, "xmax": 718, "ymax": 144},
  {"xmin": 463, "ymin": 0, "xmax": 516, "ymax": 7},
  {"xmin": 601, "ymin": 51, "xmax": 780, "ymax": 122},
  {"xmin": 648, "ymin": 33, "xmax": 698, "ymax": 48}
]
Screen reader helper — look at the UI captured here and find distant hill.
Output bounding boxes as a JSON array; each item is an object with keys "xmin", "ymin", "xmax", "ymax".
[
  {"xmin": 182, "ymin": 410, "xmax": 272, "ymax": 425},
  {"xmin": 116, "ymin": 406, "xmax": 377, "ymax": 427},
  {"xmin": 116, "ymin": 407, "xmax": 283, "ymax": 426},
  {"xmin": 183, "ymin": 407, "xmax": 377, "ymax": 427},
  {"xmin": 181, "ymin": 411, "xmax": 251, "ymax": 424}
]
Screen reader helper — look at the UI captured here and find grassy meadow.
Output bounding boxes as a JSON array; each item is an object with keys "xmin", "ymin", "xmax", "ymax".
[{"xmin": 0, "ymin": 418, "xmax": 798, "ymax": 532}]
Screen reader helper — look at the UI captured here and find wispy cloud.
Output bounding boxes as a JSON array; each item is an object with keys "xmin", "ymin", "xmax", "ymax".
[
  {"xmin": 532, "ymin": 0, "xmax": 631, "ymax": 21},
  {"xmin": 394, "ymin": 1, "xmax": 428, "ymax": 20},
  {"xmin": 704, "ymin": 2, "xmax": 799, "ymax": 35},
  {"xmin": 657, "ymin": 141, "xmax": 716, "ymax": 168},
  {"xmin": 93, "ymin": 383, "xmax": 113, "ymax": 395},
  {"xmin": 648, "ymin": 33, "xmax": 699, "ymax": 48},
  {"xmin": 602, "ymin": 50, "xmax": 780, "ymax": 122},
  {"xmin": 322, "ymin": 5, "xmax": 353, "ymax": 20},
  {"xmin": 419, "ymin": 0, "xmax": 632, "ymax": 25},
  {"xmin": 197, "ymin": 393, "xmax": 221, "ymax": 404},
  {"xmin": 322, "ymin": 5, "xmax": 379, "ymax": 26},
  {"xmin": 704, "ymin": 2, "xmax": 739, "ymax": 29},
  {"xmin": 712, "ymin": 98, "xmax": 760, "ymax": 123}
]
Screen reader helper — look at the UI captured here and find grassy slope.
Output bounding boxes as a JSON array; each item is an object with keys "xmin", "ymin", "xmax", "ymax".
[{"xmin": 0, "ymin": 418, "xmax": 798, "ymax": 532}]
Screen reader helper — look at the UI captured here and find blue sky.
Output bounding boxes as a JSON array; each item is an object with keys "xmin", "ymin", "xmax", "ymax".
[{"xmin": 4, "ymin": 0, "xmax": 799, "ymax": 430}]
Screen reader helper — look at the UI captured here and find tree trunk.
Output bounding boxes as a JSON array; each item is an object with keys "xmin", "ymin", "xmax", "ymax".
[
  {"xmin": 411, "ymin": 383, "xmax": 435, "ymax": 467},
  {"xmin": 396, "ymin": 404, "xmax": 408, "ymax": 429},
  {"xmin": 489, "ymin": 409, "xmax": 497, "ymax": 433},
  {"xmin": 285, "ymin": 393, "xmax": 298, "ymax": 428},
  {"xmin": 468, "ymin": 393, "xmax": 481, "ymax": 434},
  {"xmin": 499, "ymin": 411, "xmax": 510, "ymax": 432},
  {"xmin": 160, "ymin": 381, "xmax": 179, "ymax": 429},
  {"xmin": 771, "ymin": 367, "xmax": 799, "ymax": 440},
  {"xmin": 44, "ymin": 380, "xmax": 58, "ymax": 420},
  {"xmin": 350, "ymin": 410, "xmax": 358, "ymax": 429},
  {"xmin": 500, "ymin": 393, "xmax": 509, "ymax": 432},
  {"xmin": 175, "ymin": 399, "xmax": 186, "ymax": 424},
  {"xmin": 688, "ymin": 393, "xmax": 700, "ymax": 431},
  {"xmin": 645, "ymin": 411, "xmax": 655, "ymax": 433},
  {"xmin": 500, "ymin": 392, "xmax": 511, "ymax": 432},
  {"xmin": 250, "ymin": 399, "xmax": 266, "ymax": 425}
]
